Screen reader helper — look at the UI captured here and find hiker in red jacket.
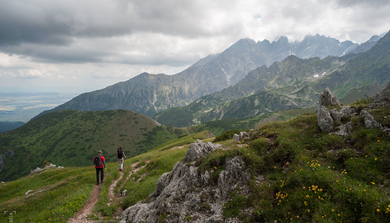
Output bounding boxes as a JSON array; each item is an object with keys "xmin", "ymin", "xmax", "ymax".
[
  {"xmin": 117, "ymin": 147, "xmax": 126, "ymax": 171},
  {"xmin": 93, "ymin": 150, "xmax": 106, "ymax": 185}
]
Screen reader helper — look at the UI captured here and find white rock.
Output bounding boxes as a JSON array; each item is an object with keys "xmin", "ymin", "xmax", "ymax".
[{"xmin": 25, "ymin": 190, "xmax": 33, "ymax": 196}]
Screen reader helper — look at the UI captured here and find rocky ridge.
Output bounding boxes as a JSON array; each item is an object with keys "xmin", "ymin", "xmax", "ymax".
[{"xmin": 120, "ymin": 140, "xmax": 251, "ymax": 223}]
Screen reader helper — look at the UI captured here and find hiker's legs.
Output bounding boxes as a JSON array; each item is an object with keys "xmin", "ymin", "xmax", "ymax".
[
  {"xmin": 118, "ymin": 158, "xmax": 123, "ymax": 170},
  {"xmin": 101, "ymin": 168, "xmax": 104, "ymax": 182},
  {"xmin": 95, "ymin": 168, "xmax": 99, "ymax": 184}
]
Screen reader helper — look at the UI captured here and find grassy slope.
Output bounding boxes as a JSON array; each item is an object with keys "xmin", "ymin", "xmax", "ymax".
[
  {"xmin": 187, "ymin": 107, "xmax": 316, "ymax": 137},
  {"xmin": 0, "ymin": 109, "xmax": 187, "ymax": 181},
  {"xmin": 1, "ymin": 101, "xmax": 390, "ymax": 222},
  {"xmin": 0, "ymin": 131, "xmax": 212, "ymax": 223},
  {"xmin": 117, "ymin": 101, "xmax": 390, "ymax": 222}
]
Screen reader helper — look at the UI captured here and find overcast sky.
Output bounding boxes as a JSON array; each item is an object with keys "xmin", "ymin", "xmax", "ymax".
[{"xmin": 1, "ymin": 0, "xmax": 390, "ymax": 94}]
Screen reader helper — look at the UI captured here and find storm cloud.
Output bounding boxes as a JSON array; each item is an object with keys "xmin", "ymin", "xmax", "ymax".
[{"xmin": 0, "ymin": 0, "xmax": 390, "ymax": 93}]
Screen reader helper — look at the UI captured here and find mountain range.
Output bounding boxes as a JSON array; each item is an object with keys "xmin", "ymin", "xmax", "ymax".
[
  {"xmin": 153, "ymin": 31, "xmax": 390, "ymax": 126},
  {"xmin": 35, "ymin": 33, "xmax": 382, "ymax": 119}
]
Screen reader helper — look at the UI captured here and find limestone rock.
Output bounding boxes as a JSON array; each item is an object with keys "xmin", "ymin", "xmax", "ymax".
[
  {"xmin": 233, "ymin": 134, "xmax": 240, "ymax": 142},
  {"xmin": 218, "ymin": 156, "xmax": 250, "ymax": 200},
  {"xmin": 319, "ymin": 87, "xmax": 341, "ymax": 107},
  {"xmin": 121, "ymin": 189, "xmax": 128, "ymax": 197},
  {"xmin": 317, "ymin": 106, "xmax": 334, "ymax": 133},
  {"xmin": 30, "ymin": 167, "xmax": 43, "ymax": 174},
  {"xmin": 120, "ymin": 140, "xmax": 249, "ymax": 223},
  {"xmin": 361, "ymin": 110, "xmax": 381, "ymax": 129},
  {"xmin": 25, "ymin": 190, "xmax": 33, "ymax": 196},
  {"xmin": 182, "ymin": 139, "xmax": 221, "ymax": 162}
]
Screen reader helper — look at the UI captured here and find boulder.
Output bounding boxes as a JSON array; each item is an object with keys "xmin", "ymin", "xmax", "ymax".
[
  {"xmin": 317, "ymin": 106, "xmax": 334, "ymax": 133},
  {"xmin": 233, "ymin": 134, "xmax": 240, "ymax": 142},
  {"xmin": 319, "ymin": 87, "xmax": 341, "ymax": 107},
  {"xmin": 121, "ymin": 189, "xmax": 128, "ymax": 197},
  {"xmin": 361, "ymin": 110, "xmax": 381, "ymax": 129}
]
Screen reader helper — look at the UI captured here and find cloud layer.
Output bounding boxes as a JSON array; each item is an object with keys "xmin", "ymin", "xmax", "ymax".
[{"xmin": 0, "ymin": 0, "xmax": 390, "ymax": 93}]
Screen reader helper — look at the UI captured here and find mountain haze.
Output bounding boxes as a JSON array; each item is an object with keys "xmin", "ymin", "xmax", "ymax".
[{"xmin": 36, "ymin": 34, "xmax": 363, "ymax": 119}]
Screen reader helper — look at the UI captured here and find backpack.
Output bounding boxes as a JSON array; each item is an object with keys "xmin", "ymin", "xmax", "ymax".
[
  {"xmin": 118, "ymin": 151, "xmax": 123, "ymax": 159},
  {"xmin": 94, "ymin": 156, "xmax": 102, "ymax": 166}
]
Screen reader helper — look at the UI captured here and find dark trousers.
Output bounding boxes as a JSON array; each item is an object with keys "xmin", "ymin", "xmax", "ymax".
[{"xmin": 96, "ymin": 168, "xmax": 104, "ymax": 184}]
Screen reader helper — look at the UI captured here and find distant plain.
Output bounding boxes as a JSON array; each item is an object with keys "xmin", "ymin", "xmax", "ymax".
[{"xmin": 0, "ymin": 92, "xmax": 78, "ymax": 122}]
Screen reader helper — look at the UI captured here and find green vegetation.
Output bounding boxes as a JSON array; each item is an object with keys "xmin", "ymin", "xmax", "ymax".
[
  {"xmin": 0, "ymin": 109, "xmax": 187, "ymax": 181},
  {"xmin": 0, "ymin": 130, "xmax": 214, "ymax": 222},
  {"xmin": 203, "ymin": 106, "xmax": 390, "ymax": 222},
  {"xmin": 188, "ymin": 107, "xmax": 316, "ymax": 136},
  {"xmin": 0, "ymin": 94, "xmax": 389, "ymax": 222},
  {"xmin": 0, "ymin": 165, "xmax": 95, "ymax": 222}
]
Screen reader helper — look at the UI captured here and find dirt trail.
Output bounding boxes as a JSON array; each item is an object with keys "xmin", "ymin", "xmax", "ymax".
[
  {"xmin": 69, "ymin": 160, "xmax": 151, "ymax": 223},
  {"xmin": 68, "ymin": 172, "xmax": 109, "ymax": 223}
]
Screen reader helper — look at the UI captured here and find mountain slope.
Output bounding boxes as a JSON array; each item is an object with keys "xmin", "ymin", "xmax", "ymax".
[
  {"xmin": 0, "ymin": 109, "xmax": 187, "ymax": 181},
  {"xmin": 35, "ymin": 34, "xmax": 362, "ymax": 119}
]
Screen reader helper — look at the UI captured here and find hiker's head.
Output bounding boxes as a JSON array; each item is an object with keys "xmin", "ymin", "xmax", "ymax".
[
  {"xmin": 119, "ymin": 147, "xmax": 123, "ymax": 151},
  {"xmin": 97, "ymin": 150, "xmax": 103, "ymax": 156}
]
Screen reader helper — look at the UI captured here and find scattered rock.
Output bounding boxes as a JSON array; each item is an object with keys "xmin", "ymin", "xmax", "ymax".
[
  {"xmin": 120, "ymin": 140, "xmax": 250, "ymax": 223},
  {"xmin": 121, "ymin": 189, "xmax": 128, "ymax": 197},
  {"xmin": 30, "ymin": 163, "xmax": 59, "ymax": 175},
  {"xmin": 25, "ymin": 190, "xmax": 33, "ymax": 196},
  {"xmin": 58, "ymin": 166, "xmax": 64, "ymax": 169}
]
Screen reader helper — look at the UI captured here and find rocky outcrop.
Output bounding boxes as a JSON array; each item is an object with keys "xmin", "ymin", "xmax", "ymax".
[
  {"xmin": 120, "ymin": 140, "xmax": 250, "ymax": 223},
  {"xmin": 316, "ymin": 88, "xmax": 355, "ymax": 135},
  {"xmin": 316, "ymin": 86, "xmax": 390, "ymax": 135},
  {"xmin": 370, "ymin": 81, "xmax": 390, "ymax": 108},
  {"xmin": 319, "ymin": 87, "xmax": 341, "ymax": 107},
  {"xmin": 0, "ymin": 150, "xmax": 14, "ymax": 173}
]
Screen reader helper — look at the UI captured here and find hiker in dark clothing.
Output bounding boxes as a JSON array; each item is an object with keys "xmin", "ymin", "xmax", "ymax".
[
  {"xmin": 93, "ymin": 150, "xmax": 106, "ymax": 185},
  {"xmin": 117, "ymin": 147, "xmax": 126, "ymax": 171}
]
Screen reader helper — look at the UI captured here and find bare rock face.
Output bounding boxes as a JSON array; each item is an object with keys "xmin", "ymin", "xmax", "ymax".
[
  {"xmin": 370, "ymin": 81, "xmax": 390, "ymax": 108},
  {"xmin": 317, "ymin": 106, "xmax": 334, "ymax": 133},
  {"xmin": 319, "ymin": 87, "xmax": 341, "ymax": 107},
  {"xmin": 120, "ymin": 140, "xmax": 250, "ymax": 223}
]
